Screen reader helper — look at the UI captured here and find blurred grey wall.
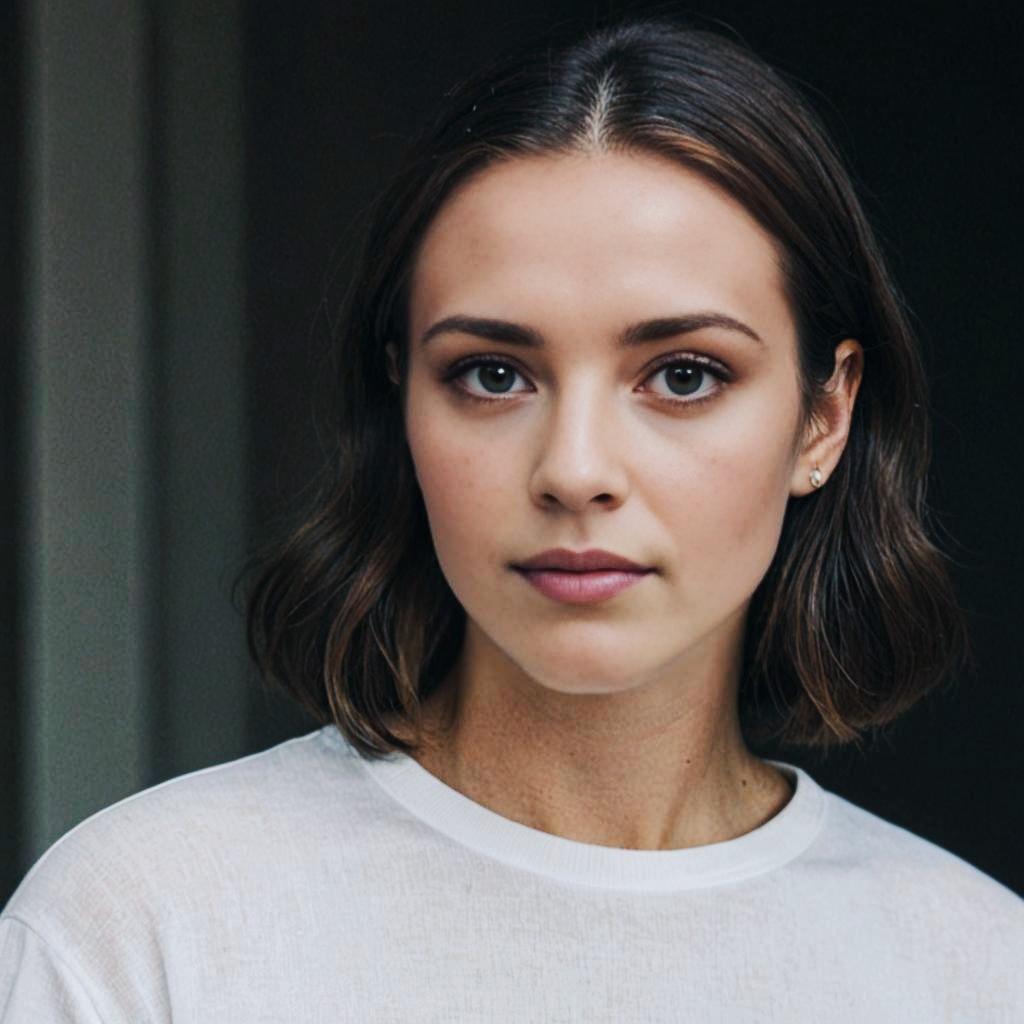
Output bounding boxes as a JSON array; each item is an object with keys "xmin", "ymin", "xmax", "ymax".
[
  {"xmin": 2, "ymin": 0, "xmax": 24, "ymax": 897},
  {"xmin": 5, "ymin": 0, "xmax": 251, "ymax": 899}
]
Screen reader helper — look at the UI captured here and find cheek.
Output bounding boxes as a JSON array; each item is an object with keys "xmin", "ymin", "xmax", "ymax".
[
  {"xmin": 405, "ymin": 399, "xmax": 512, "ymax": 576},
  {"xmin": 656, "ymin": 407, "xmax": 794, "ymax": 601}
]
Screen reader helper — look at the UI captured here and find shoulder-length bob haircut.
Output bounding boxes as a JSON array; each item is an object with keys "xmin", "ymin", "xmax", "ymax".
[{"xmin": 242, "ymin": 13, "xmax": 972, "ymax": 759}]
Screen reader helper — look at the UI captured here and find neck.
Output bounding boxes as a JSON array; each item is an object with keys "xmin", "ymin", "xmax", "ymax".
[{"xmin": 398, "ymin": 632, "xmax": 792, "ymax": 851}]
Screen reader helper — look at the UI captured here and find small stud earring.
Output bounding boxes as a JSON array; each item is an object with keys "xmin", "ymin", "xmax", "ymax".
[{"xmin": 809, "ymin": 466, "xmax": 823, "ymax": 488}]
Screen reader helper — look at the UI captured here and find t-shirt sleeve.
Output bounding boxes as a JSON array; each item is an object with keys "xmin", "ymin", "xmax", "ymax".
[{"xmin": 0, "ymin": 915, "xmax": 106, "ymax": 1024}]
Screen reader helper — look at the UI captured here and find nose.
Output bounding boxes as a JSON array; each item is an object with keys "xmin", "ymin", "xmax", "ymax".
[{"xmin": 528, "ymin": 378, "xmax": 629, "ymax": 514}]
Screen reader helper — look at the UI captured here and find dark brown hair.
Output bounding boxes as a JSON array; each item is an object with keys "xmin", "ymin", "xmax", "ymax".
[{"xmin": 240, "ymin": 12, "xmax": 972, "ymax": 759}]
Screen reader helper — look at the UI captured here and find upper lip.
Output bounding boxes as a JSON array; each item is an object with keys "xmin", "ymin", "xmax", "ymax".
[{"xmin": 513, "ymin": 548, "xmax": 652, "ymax": 572}]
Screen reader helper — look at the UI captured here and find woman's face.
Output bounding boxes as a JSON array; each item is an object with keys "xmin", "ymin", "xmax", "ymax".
[{"xmin": 399, "ymin": 149, "xmax": 813, "ymax": 701}]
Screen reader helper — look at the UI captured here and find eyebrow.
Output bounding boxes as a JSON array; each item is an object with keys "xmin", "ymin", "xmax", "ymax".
[{"xmin": 419, "ymin": 311, "xmax": 764, "ymax": 348}]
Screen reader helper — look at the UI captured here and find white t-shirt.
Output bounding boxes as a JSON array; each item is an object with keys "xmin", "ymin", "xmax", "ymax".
[{"xmin": 1, "ymin": 724, "xmax": 1022, "ymax": 1022}]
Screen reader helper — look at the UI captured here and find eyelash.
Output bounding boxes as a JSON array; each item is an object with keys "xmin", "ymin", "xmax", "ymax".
[{"xmin": 441, "ymin": 352, "xmax": 731, "ymax": 409}]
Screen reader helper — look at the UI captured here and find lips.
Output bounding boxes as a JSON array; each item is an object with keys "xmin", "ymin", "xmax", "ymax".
[
  {"xmin": 514, "ymin": 566, "xmax": 651, "ymax": 605},
  {"xmin": 512, "ymin": 547, "xmax": 652, "ymax": 573}
]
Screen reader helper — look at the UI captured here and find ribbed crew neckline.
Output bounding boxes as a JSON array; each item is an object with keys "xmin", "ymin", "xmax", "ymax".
[{"xmin": 319, "ymin": 724, "xmax": 827, "ymax": 892}]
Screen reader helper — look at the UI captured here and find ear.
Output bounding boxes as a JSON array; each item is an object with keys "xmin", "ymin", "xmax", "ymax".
[{"xmin": 790, "ymin": 339, "xmax": 864, "ymax": 496}]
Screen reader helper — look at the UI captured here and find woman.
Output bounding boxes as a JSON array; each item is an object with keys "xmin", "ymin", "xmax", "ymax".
[{"xmin": 2, "ymin": 13, "xmax": 1021, "ymax": 1022}]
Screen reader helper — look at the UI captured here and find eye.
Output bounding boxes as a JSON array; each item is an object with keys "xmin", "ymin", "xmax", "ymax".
[
  {"xmin": 443, "ymin": 353, "xmax": 730, "ymax": 408},
  {"xmin": 641, "ymin": 354, "xmax": 728, "ymax": 405},
  {"xmin": 445, "ymin": 358, "xmax": 531, "ymax": 401}
]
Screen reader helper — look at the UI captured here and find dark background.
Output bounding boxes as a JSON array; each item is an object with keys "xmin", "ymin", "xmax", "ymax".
[{"xmin": 4, "ymin": 0, "xmax": 1021, "ymax": 904}]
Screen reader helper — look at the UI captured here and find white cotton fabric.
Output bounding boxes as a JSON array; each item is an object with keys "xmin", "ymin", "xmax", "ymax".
[{"xmin": 1, "ymin": 724, "xmax": 1022, "ymax": 1022}]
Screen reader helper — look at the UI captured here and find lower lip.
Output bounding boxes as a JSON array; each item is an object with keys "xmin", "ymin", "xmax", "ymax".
[{"xmin": 514, "ymin": 568, "xmax": 652, "ymax": 605}]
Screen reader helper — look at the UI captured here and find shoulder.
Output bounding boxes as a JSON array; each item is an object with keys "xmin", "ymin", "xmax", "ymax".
[
  {"xmin": 811, "ymin": 780, "xmax": 1024, "ymax": 970},
  {"xmin": 823, "ymin": 785, "xmax": 1020, "ymax": 901},
  {"xmin": 2, "ymin": 727, "xmax": 371, "ymax": 937},
  {"xmin": 0, "ymin": 726, "xmax": 393, "ymax": 1018}
]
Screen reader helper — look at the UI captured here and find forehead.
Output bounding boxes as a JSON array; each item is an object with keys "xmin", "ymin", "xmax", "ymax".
[{"xmin": 408, "ymin": 149, "xmax": 792, "ymax": 340}]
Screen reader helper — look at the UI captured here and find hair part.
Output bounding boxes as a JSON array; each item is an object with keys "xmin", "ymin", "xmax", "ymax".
[{"xmin": 239, "ymin": 12, "xmax": 973, "ymax": 759}]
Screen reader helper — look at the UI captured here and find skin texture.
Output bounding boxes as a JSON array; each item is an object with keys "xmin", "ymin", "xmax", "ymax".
[{"xmin": 386, "ymin": 149, "xmax": 862, "ymax": 850}]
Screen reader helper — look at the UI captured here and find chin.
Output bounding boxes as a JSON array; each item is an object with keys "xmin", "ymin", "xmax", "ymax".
[{"xmin": 518, "ymin": 658, "xmax": 657, "ymax": 698}]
